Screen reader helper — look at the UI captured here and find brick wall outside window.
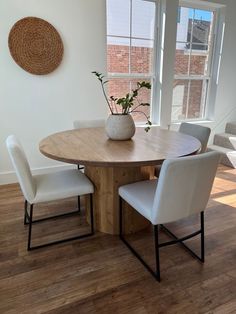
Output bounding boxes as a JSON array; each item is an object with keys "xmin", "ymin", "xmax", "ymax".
[{"xmin": 107, "ymin": 44, "xmax": 207, "ymax": 121}]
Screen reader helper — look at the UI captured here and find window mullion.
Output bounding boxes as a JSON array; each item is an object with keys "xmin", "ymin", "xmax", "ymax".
[
  {"xmin": 108, "ymin": 73, "xmax": 153, "ymax": 79},
  {"xmin": 188, "ymin": 8, "xmax": 195, "ymax": 77},
  {"xmin": 174, "ymin": 75, "xmax": 211, "ymax": 80},
  {"xmin": 150, "ymin": 0, "xmax": 161, "ymax": 124},
  {"xmin": 185, "ymin": 9, "xmax": 194, "ymax": 119},
  {"xmin": 171, "ymin": 4, "xmax": 221, "ymax": 122},
  {"xmin": 129, "ymin": 0, "xmax": 132, "ymax": 75}
]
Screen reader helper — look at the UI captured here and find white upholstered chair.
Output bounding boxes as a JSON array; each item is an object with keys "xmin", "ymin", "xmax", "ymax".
[
  {"xmin": 6, "ymin": 135, "xmax": 94, "ymax": 251},
  {"xmin": 155, "ymin": 123, "xmax": 211, "ymax": 177},
  {"xmin": 119, "ymin": 151, "xmax": 220, "ymax": 281},
  {"xmin": 179, "ymin": 122, "xmax": 211, "ymax": 154}
]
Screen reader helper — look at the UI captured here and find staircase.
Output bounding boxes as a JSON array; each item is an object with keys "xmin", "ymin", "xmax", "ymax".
[{"xmin": 208, "ymin": 122, "xmax": 236, "ymax": 168}]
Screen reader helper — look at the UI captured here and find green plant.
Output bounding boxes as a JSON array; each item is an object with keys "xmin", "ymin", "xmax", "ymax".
[{"xmin": 92, "ymin": 71, "xmax": 152, "ymax": 132}]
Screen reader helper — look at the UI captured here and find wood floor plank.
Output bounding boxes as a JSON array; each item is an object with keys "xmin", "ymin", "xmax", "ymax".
[{"xmin": 0, "ymin": 165, "xmax": 235, "ymax": 313}]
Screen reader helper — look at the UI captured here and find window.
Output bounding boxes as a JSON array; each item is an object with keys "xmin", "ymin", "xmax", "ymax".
[
  {"xmin": 106, "ymin": 0, "xmax": 157, "ymax": 123},
  {"xmin": 171, "ymin": 5, "xmax": 216, "ymax": 122},
  {"xmin": 106, "ymin": 0, "xmax": 224, "ymax": 126}
]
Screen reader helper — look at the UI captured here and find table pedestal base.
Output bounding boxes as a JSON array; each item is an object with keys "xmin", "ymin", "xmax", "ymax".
[{"xmin": 85, "ymin": 166, "xmax": 154, "ymax": 235}]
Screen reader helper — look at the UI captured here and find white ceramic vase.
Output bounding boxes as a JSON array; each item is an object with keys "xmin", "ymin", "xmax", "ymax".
[{"xmin": 105, "ymin": 114, "xmax": 135, "ymax": 140}]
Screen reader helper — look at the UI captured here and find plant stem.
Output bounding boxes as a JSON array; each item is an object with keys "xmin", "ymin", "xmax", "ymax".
[
  {"xmin": 130, "ymin": 100, "xmax": 143, "ymax": 113},
  {"xmin": 113, "ymin": 99, "xmax": 118, "ymax": 113},
  {"xmin": 131, "ymin": 110, "xmax": 149, "ymax": 120},
  {"xmin": 100, "ymin": 81, "xmax": 113, "ymax": 114}
]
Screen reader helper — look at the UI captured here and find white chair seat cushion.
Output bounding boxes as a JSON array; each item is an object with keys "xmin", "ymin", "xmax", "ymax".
[
  {"xmin": 119, "ymin": 179, "xmax": 157, "ymax": 223},
  {"xmin": 33, "ymin": 169, "xmax": 94, "ymax": 203}
]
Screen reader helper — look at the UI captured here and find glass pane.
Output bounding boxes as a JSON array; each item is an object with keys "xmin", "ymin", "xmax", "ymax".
[
  {"xmin": 107, "ymin": 79, "xmax": 151, "ymax": 122},
  {"xmin": 171, "ymin": 79, "xmax": 207, "ymax": 121},
  {"xmin": 191, "ymin": 9, "xmax": 214, "ymax": 45},
  {"xmin": 131, "ymin": 39, "xmax": 154, "ymax": 74},
  {"xmin": 176, "ymin": 7, "xmax": 194, "ymax": 43},
  {"xmin": 171, "ymin": 80, "xmax": 189, "ymax": 121},
  {"xmin": 175, "ymin": 6, "xmax": 215, "ymax": 75},
  {"xmin": 132, "ymin": 0, "xmax": 155, "ymax": 39},
  {"xmin": 131, "ymin": 79, "xmax": 151, "ymax": 122},
  {"xmin": 106, "ymin": 0, "xmax": 130, "ymax": 37},
  {"xmin": 107, "ymin": 79, "xmax": 130, "ymax": 114},
  {"xmin": 175, "ymin": 42, "xmax": 190, "ymax": 75},
  {"xmin": 189, "ymin": 46, "xmax": 209, "ymax": 75},
  {"xmin": 107, "ymin": 37, "xmax": 129, "ymax": 73},
  {"xmin": 187, "ymin": 80, "xmax": 207, "ymax": 119}
]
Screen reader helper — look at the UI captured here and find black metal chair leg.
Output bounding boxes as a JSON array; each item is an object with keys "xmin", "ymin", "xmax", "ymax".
[
  {"xmin": 25, "ymin": 195, "xmax": 83, "ymax": 225},
  {"xmin": 119, "ymin": 197, "xmax": 123, "ymax": 236},
  {"xmin": 160, "ymin": 211, "xmax": 205, "ymax": 263},
  {"xmin": 27, "ymin": 204, "xmax": 34, "ymax": 250},
  {"xmin": 90, "ymin": 194, "xmax": 94, "ymax": 234},
  {"xmin": 154, "ymin": 225, "xmax": 161, "ymax": 282},
  {"xmin": 119, "ymin": 197, "xmax": 205, "ymax": 281},
  {"xmin": 24, "ymin": 200, "xmax": 28, "ymax": 225},
  {"xmin": 78, "ymin": 165, "xmax": 84, "ymax": 170},
  {"xmin": 78, "ymin": 196, "xmax": 81, "ymax": 213},
  {"xmin": 77, "ymin": 164, "xmax": 85, "ymax": 213},
  {"xmin": 201, "ymin": 211, "xmax": 205, "ymax": 262},
  {"xmin": 26, "ymin": 195, "xmax": 95, "ymax": 251},
  {"xmin": 119, "ymin": 197, "xmax": 160, "ymax": 281}
]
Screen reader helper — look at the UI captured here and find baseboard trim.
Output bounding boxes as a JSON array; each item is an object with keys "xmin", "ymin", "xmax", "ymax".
[{"xmin": 0, "ymin": 164, "xmax": 76, "ymax": 185}]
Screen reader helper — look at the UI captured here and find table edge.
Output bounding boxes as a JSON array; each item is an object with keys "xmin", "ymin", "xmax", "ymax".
[{"xmin": 39, "ymin": 147, "xmax": 199, "ymax": 168}]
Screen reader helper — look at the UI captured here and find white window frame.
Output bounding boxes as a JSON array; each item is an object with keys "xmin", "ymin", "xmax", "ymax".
[
  {"xmin": 170, "ymin": 0, "xmax": 225, "ymax": 123},
  {"xmin": 106, "ymin": 0, "xmax": 160, "ymax": 125},
  {"xmin": 106, "ymin": 0, "xmax": 225, "ymax": 127}
]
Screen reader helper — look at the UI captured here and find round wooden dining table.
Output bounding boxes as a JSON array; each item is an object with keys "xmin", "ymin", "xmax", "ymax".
[{"xmin": 39, "ymin": 127, "xmax": 201, "ymax": 235}]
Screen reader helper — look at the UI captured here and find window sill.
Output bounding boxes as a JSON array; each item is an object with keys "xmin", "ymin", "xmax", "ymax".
[{"xmin": 171, "ymin": 120, "xmax": 214, "ymax": 126}]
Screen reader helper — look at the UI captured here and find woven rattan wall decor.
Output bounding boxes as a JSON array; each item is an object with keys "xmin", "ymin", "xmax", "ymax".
[{"xmin": 8, "ymin": 17, "xmax": 64, "ymax": 75}]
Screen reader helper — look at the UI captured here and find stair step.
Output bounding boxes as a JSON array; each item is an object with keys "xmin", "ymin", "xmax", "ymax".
[
  {"xmin": 213, "ymin": 133, "xmax": 235, "ymax": 149},
  {"xmin": 208, "ymin": 144, "xmax": 236, "ymax": 168},
  {"xmin": 225, "ymin": 122, "xmax": 236, "ymax": 135}
]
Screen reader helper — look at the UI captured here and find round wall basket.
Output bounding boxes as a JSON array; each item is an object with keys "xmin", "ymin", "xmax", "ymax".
[{"xmin": 8, "ymin": 17, "xmax": 64, "ymax": 75}]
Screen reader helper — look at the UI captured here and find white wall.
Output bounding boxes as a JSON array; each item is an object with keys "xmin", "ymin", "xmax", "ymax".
[{"xmin": 0, "ymin": 0, "xmax": 107, "ymax": 184}]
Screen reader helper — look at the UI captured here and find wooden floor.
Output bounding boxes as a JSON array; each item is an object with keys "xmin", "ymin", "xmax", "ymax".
[{"xmin": 0, "ymin": 165, "xmax": 236, "ymax": 314}]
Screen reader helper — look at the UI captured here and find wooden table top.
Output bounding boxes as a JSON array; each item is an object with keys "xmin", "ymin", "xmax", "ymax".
[{"xmin": 39, "ymin": 127, "xmax": 201, "ymax": 167}]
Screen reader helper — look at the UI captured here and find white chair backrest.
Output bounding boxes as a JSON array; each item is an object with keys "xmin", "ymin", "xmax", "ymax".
[
  {"xmin": 6, "ymin": 135, "xmax": 36, "ymax": 203},
  {"xmin": 73, "ymin": 119, "xmax": 106, "ymax": 129},
  {"xmin": 179, "ymin": 122, "xmax": 211, "ymax": 153},
  {"xmin": 229, "ymin": 136, "xmax": 236, "ymax": 150},
  {"xmin": 152, "ymin": 151, "xmax": 220, "ymax": 225}
]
